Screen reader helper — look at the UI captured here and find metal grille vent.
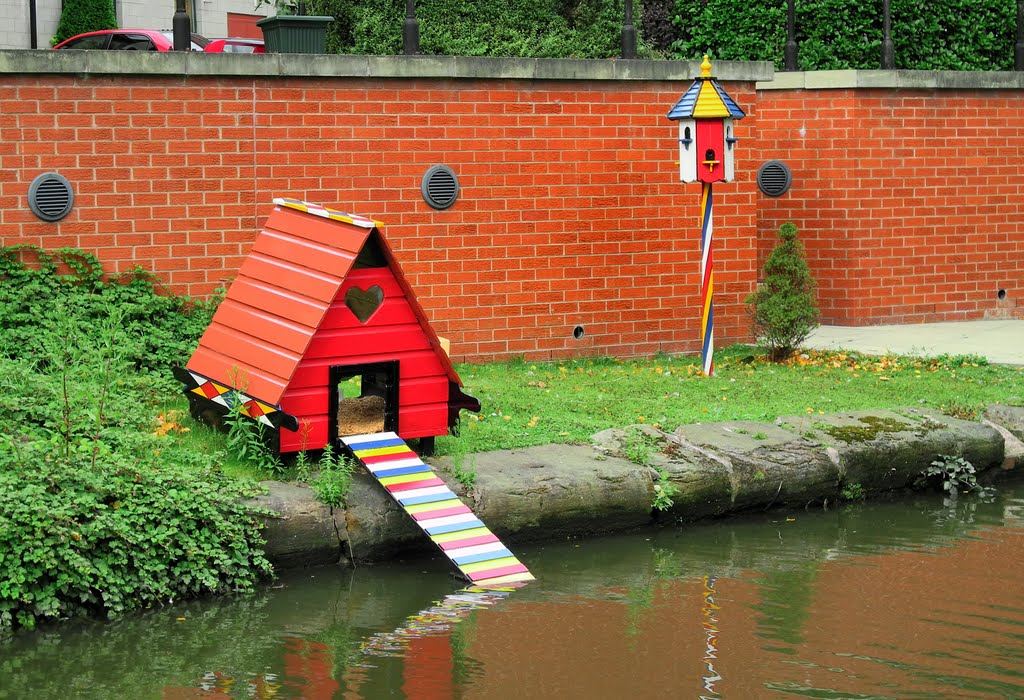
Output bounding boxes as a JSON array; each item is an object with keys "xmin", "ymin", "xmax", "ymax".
[
  {"xmin": 421, "ymin": 165, "xmax": 459, "ymax": 210},
  {"xmin": 28, "ymin": 173, "xmax": 74, "ymax": 222},
  {"xmin": 757, "ymin": 160, "xmax": 792, "ymax": 197}
]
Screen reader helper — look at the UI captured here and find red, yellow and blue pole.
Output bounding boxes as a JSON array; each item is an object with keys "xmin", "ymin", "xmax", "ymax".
[{"xmin": 699, "ymin": 182, "xmax": 714, "ymax": 376}]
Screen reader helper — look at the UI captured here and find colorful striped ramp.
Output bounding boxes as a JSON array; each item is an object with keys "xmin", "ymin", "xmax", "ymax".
[{"xmin": 342, "ymin": 432, "xmax": 534, "ymax": 588}]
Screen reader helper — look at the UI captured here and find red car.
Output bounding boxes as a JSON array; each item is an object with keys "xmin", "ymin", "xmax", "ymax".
[
  {"xmin": 53, "ymin": 29, "xmax": 208, "ymax": 52},
  {"xmin": 204, "ymin": 38, "xmax": 266, "ymax": 54},
  {"xmin": 53, "ymin": 30, "xmax": 264, "ymax": 54}
]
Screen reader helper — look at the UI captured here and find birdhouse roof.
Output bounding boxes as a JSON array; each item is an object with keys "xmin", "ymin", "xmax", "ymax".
[
  {"xmin": 667, "ymin": 56, "xmax": 746, "ymax": 121},
  {"xmin": 185, "ymin": 198, "xmax": 461, "ymax": 408}
]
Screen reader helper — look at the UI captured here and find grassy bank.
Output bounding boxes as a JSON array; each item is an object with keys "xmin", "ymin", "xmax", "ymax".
[{"xmin": 435, "ymin": 346, "xmax": 1024, "ymax": 456}]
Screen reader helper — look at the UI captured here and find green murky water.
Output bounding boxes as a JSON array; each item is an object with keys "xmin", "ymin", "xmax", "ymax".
[{"xmin": 3, "ymin": 482, "xmax": 1024, "ymax": 699}]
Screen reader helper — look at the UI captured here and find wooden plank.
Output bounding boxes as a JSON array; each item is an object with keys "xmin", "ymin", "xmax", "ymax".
[
  {"xmin": 396, "ymin": 403, "xmax": 448, "ymax": 437},
  {"xmin": 238, "ymin": 253, "xmax": 344, "ymax": 306},
  {"xmin": 343, "ymin": 433, "xmax": 533, "ymax": 585},
  {"xmin": 303, "ymin": 326, "xmax": 432, "ymax": 359},
  {"xmin": 213, "ymin": 298, "xmax": 314, "ymax": 355},
  {"xmin": 253, "ymin": 229, "xmax": 359, "ymax": 278},
  {"xmin": 288, "ymin": 350, "xmax": 446, "ymax": 389},
  {"xmin": 265, "ymin": 206, "xmax": 370, "ymax": 254},
  {"xmin": 226, "ymin": 277, "xmax": 328, "ymax": 329},
  {"xmin": 199, "ymin": 324, "xmax": 302, "ymax": 385},
  {"xmin": 398, "ymin": 376, "xmax": 449, "ymax": 407}
]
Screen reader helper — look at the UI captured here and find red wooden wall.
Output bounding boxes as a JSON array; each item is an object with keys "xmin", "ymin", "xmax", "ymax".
[{"xmin": 280, "ymin": 267, "xmax": 451, "ymax": 452}]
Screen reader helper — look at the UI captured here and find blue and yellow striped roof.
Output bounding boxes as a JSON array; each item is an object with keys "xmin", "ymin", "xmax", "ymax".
[{"xmin": 667, "ymin": 56, "xmax": 746, "ymax": 121}]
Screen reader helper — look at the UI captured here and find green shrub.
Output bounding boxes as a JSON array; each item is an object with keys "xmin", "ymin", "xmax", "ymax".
[
  {"xmin": 670, "ymin": 0, "xmax": 1016, "ymax": 71},
  {"xmin": 746, "ymin": 223, "xmax": 819, "ymax": 362},
  {"xmin": 0, "ymin": 265, "xmax": 268, "ymax": 635},
  {"xmin": 306, "ymin": 0, "xmax": 633, "ymax": 58},
  {"xmin": 0, "ymin": 246, "xmax": 217, "ymax": 388},
  {"xmin": 52, "ymin": 0, "xmax": 118, "ymax": 46}
]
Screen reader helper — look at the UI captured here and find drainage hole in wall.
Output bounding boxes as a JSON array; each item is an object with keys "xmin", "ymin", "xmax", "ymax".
[
  {"xmin": 997, "ymin": 288, "xmax": 1007, "ymax": 300},
  {"xmin": 573, "ymin": 325, "xmax": 585, "ymax": 340}
]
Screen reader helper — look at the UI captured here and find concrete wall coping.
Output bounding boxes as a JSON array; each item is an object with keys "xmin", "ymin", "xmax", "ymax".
[
  {"xmin": 758, "ymin": 69, "xmax": 1024, "ymax": 91},
  {"xmin": 0, "ymin": 49, "xmax": 774, "ymax": 83}
]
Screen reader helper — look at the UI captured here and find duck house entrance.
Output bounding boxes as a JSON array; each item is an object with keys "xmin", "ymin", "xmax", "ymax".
[{"xmin": 329, "ymin": 361, "xmax": 399, "ymax": 439}]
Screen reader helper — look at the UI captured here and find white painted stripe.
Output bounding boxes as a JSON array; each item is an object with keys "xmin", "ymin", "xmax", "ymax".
[
  {"xmin": 394, "ymin": 485, "xmax": 453, "ymax": 500},
  {"xmin": 417, "ymin": 512, "xmax": 478, "ymax": 530},
  {"xmin": 342, "ymin": 431, "xmax": 399, "ymax": 445},
  {"xmin": 444, "ymin": 541, "xmax": 508, "ymax": 560},
  {"xmin": 364, "ymin": 457, "xmax": 424, "ymax": 473}
]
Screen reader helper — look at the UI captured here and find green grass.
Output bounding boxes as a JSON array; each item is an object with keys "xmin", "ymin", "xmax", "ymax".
[
  {"xmin": 171, "ymin": 345, "xmax": 1024, "ymax": 471},
  {"xmin": 434, "ymin": 345, "xmax": 1024, "ymax": 455}
]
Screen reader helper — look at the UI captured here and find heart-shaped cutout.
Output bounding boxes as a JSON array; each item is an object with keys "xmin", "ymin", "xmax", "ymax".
[{"xmin": 344, "ymin": 285, "xmax": 384, "ymax": 323}]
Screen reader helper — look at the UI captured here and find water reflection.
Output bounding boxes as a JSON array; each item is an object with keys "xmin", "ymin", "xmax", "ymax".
[{"xmin": 1, "ymin": 484, "xmax": 1023, "ymax": 699}]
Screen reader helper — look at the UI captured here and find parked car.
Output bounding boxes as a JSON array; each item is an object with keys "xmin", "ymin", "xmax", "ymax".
[
  {"xmin": 203, "ymin": 38, "xmax": 265, "ymax": 54},
  {"xmin": 53, "ymin": 29, "xmax": 209, "ymax": 52}
]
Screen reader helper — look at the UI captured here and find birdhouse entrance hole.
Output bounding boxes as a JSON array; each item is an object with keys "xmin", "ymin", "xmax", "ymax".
[{"xmin": 330, "ymin": 361, "xmax": 400, "ymax": 440}]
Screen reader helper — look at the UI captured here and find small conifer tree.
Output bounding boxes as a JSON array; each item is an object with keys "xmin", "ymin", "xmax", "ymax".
[
  {"xmin": 52, "ymin": 0, "xmax": 117, "ymax": 46},
  {"xmin": 746, "ymin": 222, "xmax": 819, "ymax": 362}
]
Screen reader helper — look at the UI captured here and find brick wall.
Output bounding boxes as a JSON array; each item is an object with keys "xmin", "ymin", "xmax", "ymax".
[
  {"xmin": 0, "ymin": 56, "xmax": 761, "ymax": 362},
  {"xmin": 756, "ymin": 83, "xmax": 1024, "ymax": 325},
  {"xmin": 2, "ymin": 55, "xmax": 1022, "ymax": 363}
]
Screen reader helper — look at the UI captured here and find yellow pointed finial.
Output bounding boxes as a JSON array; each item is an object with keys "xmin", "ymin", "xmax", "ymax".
[{"xmin": 700, "ymin": 54, "xmax": 712, "ymax": 77}]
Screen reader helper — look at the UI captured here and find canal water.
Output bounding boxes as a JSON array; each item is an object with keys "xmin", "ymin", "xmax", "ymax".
[{"xmin": 3, "ymin": 481, "xmax": 1024, "ymax": 699}]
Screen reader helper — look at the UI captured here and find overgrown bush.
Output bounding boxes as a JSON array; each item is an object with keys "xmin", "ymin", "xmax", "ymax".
[
  {"xmin": 303, "ymin": 0, "xmax": 1017, "ymax": 68},
  {"xmin": 51, "ymin": 0, "xmax": 117, "ymax": 46},
  {"xmin": 307, "ymin": 0, "xmax": 635, "ymax": 58},
  {"xmin": 0, "ymin": 246, "xmax": 217, "ymax": 389},
  {"xmin": 746, "ymin": 222, "xmax": 819, "ymax": 362},
  {"xmin": 670, "ymin": 0, "xmax": 1017, "ymax": 70},
  {"xmin": 0, "ymin": 305, "xmax": 270, "ymax": 634}
]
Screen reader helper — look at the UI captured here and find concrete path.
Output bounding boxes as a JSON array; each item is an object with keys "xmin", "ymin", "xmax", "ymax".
[{"xmin": 804, "ymin": 320, "xmax": 1024, "ymax": 366}]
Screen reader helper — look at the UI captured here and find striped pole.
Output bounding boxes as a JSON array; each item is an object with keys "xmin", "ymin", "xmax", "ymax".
[{"xmin": 699, "ymin": 182, "xmax": 714, "ymax": 376}]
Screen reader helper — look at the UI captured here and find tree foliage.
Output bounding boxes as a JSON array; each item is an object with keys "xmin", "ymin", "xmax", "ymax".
[
  {"xmin": 52, "ymin": 0, "xmax": 117, "ymax": 46},
  {"xmin": 746, "ymin": 223, "xmax": 819, "ymax": 362},
  {"xmin": 306, "ymin": 0, "xmax": 636, "ymax": 58},
  {"xmin": 671, "ymin": 0, "xmax": 1017, "ymax": 71},
  {"xmin": 304, "ymin": 0, "xmax": 1019, "ymax": 69}
]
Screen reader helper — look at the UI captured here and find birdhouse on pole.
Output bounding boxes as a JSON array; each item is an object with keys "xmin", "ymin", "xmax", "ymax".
[{"xmin": 667, "ymin": 55, "xmax": 746, "ymax": 184}]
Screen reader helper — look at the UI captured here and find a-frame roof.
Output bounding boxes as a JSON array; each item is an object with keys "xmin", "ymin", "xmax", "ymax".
[
  {"xmin": 186, "ymin": 198, "xmax": 460, "ymax": 407},
  {"xmin": 667, "ymin": 56, "xmax": 746, "ymax": 121}
]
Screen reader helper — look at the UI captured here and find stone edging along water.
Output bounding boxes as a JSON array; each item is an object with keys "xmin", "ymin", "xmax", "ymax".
[{"xmin": 249, "ymin": 405, "xmax": 1024, "ymax": 571}]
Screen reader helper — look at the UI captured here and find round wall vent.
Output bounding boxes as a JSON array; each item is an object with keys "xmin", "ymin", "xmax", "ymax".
[
  {"xmin": 421, "ymin": 165, "xmax": 459, "ymax": 210},
  {"xmin": 756, "ymin": 160, "xmax": 792, "ymax": 197},
  {"xmin": 28, "ymin": 172, "xmax": 74, "ymax": 222}
]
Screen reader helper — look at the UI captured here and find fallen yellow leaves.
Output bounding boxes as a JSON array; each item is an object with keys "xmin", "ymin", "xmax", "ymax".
[{"xmin": 153, "ymin": 410, "xmax": 190, "ymax": 438}]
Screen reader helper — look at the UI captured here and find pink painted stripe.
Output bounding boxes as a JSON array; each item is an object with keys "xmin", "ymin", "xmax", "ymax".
[
  {"xmin": 435, "ymin": 533, "xmax": 500, "ymax": 551},
  {"xmin": 467, "ymin": 562, "xmax": 529, "ymax": 582},
  {"xmin": 361, "ymin": 450, "xmax": 415, "ymax": 465},
  {"xmin": 411, "ymin": 504, "xmax": 472, "ymax": 521},
  {"xmin": 385, "ymin": 477, "xmax": 445, "ymax": 493}
]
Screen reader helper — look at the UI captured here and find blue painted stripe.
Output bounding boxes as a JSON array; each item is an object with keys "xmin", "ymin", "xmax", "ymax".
[
  {"xmin": 452, "ymin": 548, "xmax": 513, "ymax": 566},
  {"xmin": 348, "ymin": 437, "xmax": 406, "ymax": 451},
  {"xmin": 424, "ymin": 518, "xmax": 485, "ymax": 536},
  {"xmin": 370, "ymin": 463, "xmax": 432, "ymax": 479},
  {"xmin": 398, "ymin": 490, "xmax": 457, "ymax": 506}
]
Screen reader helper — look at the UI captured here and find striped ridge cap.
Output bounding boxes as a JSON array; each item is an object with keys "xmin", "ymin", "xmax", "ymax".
[{"xmin": 273, "ymin": 197, "xmax": 382, "ymax": 229}]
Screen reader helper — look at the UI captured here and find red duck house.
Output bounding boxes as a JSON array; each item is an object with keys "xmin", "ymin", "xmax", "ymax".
[{"xmin": 174, "ymin": 198, "xmax": 480, "ymax": 455}]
